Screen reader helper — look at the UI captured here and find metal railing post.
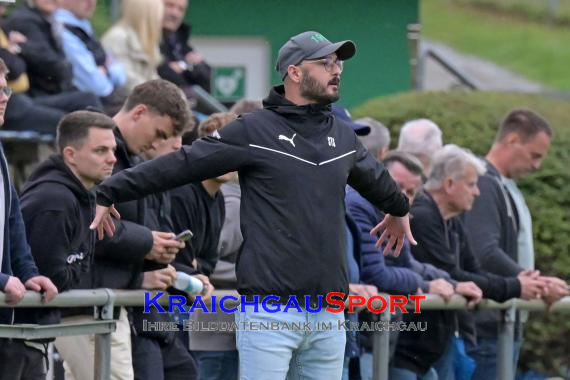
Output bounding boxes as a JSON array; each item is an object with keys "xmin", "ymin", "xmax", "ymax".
[
  {"xmin": 94, "ymin": 289, "xmax": 116, "ymax": 380},
  {"xmin": 372, "ymin": 310, "xmax": 391, "ymax": 380},
  {"xmin": 497, "ymin": 306, "xmax": 516, "ymax": 380}
]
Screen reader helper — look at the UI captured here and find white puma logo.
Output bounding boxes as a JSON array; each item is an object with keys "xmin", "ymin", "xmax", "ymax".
[{"xmin": 278, "ymin": 133, "xmax": 297, "ymax": 147}]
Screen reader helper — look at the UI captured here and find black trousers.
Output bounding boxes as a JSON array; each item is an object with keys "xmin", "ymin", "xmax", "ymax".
[
  {"xmin": 0, "ymin": 339, "xmax": 46, "ymax": 380},
  {"xmin": 132, "ymin": 334, "xmax": 198, "ymax": 380}
]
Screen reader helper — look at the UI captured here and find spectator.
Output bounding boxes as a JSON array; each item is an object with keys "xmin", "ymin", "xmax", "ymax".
[
  {"xmin": 5, "ymin": 0, "xmax": 101, "ymax": 110},
  {"xmin": 186, "ymin": 101, "xmax": 263, "ymax": 380},
  {"xmin": 0, "ymin": 57, "xmax": 58, "ymax": 380},
  {"xmin": 133, "ymin": 131, "xmax": 202, "ymax": 380},
  {"xmin": 229, "ymin": 98, "xmax": 263, "ymax": 115},
  {"xmin": 90, "ymin": 31, "xmax": 413, "ymax": 378},
  {"xmin": 55, "ymin": 0, "xmax": 128, "ymax": 115},
  {"xmin": 397, "ymin": 118, "xmax": 442, "ymax": 174},
  {"xmin": 463, "ymin": 109, "xmax": 568, "ymax": 380},
  {"xmin": 181, "ymin": 113, "xmax": 239, "ymax": 380},
  {"xmin": 55, "ymin": 80, "xmax": 189, "ymax": 380},
  {"xmin": 346, "ymin": 151, "xmax": 456, "ymax": 379},
  {"xmin": 102, "ymin": 0, "xmax": 163, "ymax": 92},
  {"xmin": 0, "ymin": 1, "xmax": 99, "ymax": 134},
  {"xmin": 19, "ymin": 111, "xmax": 121, "ymax": 379},
  {"xmin": 159, "ymin": 0, "xmax": 211, "ymax": 93},
  {"xmin": 355, "ymin": 117, "xmax": 391, "ymax": 161},
  {"xmin": 343, "ymin": 213, "xmax": 378, "ymax": 380},
  {"xmin": 393, "ymin": 144, "xmax": 544, "ymax": 380}
]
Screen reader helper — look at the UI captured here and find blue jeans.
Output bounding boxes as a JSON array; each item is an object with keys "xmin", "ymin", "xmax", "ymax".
[
  {"xmin": 388, "ymin": 367, "xmax": 439, "ymax": 380},
  {"xmin": 466, "ymin": 338, "xmax": 521, "ymax": 380},
  {"xmin": 192, "ymin": 350, "xmax": 239, "ymax": 380},
  {"xmin": 236, "ymin": 304, "xmax": 346, "ymax": 380},
  {"xmin": 433, "ymin": 337, "xmax": 455, "ymax": 380}
]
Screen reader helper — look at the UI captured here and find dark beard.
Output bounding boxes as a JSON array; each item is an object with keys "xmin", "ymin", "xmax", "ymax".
[{"xmin": 300, "ymin": 70, "xmax": 339, "ymax": 104}]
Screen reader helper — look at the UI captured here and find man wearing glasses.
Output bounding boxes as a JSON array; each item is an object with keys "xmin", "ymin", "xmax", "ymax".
[
  {"xmin": 0, "ymin": 58, "xmax": 58, "ymax": 379},
  {"xmin": 90, "ymin": 31, "xmax": 414, "ymax": 379}
]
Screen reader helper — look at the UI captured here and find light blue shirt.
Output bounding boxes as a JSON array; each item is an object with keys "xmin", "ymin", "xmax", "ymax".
[
  {"xmin": 54, "ymin": 9, "xmax": 126, "ymax": 97},
  {"xmin": 502, "ymin": 177, "xmax": 534, "ymax": 270}
]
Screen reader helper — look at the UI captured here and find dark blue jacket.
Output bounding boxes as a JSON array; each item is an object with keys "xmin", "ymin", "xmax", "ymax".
[
  {"xmin": 0, "ymin": 143, "xmax": 39, "ymax": 324},
  {"xmin": 346, "ymin": 186, "xmax": 432, "ymax": 294}
]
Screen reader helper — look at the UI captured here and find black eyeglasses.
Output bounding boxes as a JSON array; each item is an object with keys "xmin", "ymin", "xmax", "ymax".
[
  {"xmin": 0, "ymin": 86, "xmax": 13, "ymax": 98},
  {"xmin": 303, "ymin": 56, "xmax": 344, "ymax": 73}
]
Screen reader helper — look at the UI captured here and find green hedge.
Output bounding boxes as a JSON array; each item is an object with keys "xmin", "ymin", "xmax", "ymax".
[{"xmin": 352, "ymin": 91, "xmax": 570, "ymax": 376}]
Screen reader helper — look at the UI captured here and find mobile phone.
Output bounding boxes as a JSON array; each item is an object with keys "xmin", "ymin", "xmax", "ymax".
[{"xmin": 172, "ymin": 229, "xmax": 193, "ymax": 242}]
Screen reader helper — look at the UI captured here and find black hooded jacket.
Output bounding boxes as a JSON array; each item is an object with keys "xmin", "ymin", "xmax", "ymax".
[
  {"xmin": 95, "ymin": 85, "xmax": 409, "ymax": 306},
  {"xmin": 394, "ymin": 191, "xmax": 521, "ymax": 375},
  {"xmin": 20, "ymin": 155, "xmax": 95, "ymax": 292},
  {"xmin": 5, "ymin": 4, "xmax": 74, "ymax": 95},
  {"xmin": 18, "ymin": 155, "xmax": 95, "ymax": 323},
  {"xmin": 93, "ymin": 129, "xmax": 154, "ymax": 289}
]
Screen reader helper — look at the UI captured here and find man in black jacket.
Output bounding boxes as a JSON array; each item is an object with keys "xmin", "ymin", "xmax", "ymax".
[
  {"xmin": 93, "ymin": 79, "xmax": 190, "ymax": 380},
  {"xmin": 91, "ymin": 31, "xmax": 413, "ymax": 379},
  {"xmin": 392, "ymin": 144, "xmax": 545, "ymax": 380},
  {"xmin": 462, "ymin": 109, "xmax": 568, "ymax": 380},
  {"xmin": 5, "ymin": 0, "xmax": 101, "ymax": 113},
  {"xmin": 0, "ymin": 57, "xmax": 58, "ymax": 380},
  {"xmin": 19, "ymin": 110, "xmax": 118, "ymax": 378},
  {"xmin": 159, "ymin": 0, "xmax": 211, "ymax": 93}
]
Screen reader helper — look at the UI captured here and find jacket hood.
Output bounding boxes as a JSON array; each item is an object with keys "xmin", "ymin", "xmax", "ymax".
[
  {"xmin": 263, "ymin": 85, "xmax": 333, "ymax": 118},
  {"xmin": 22, "ymin": 155, "xmax": 91, "ymax": 202}
]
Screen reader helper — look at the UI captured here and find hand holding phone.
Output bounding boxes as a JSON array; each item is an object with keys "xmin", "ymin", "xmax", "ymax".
[{"xmin": 172, "ymin": 229, "xmax": 193, "ymax": 242}]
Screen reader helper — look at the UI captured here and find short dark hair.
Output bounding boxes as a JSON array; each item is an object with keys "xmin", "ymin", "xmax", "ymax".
[
  {"xmin": 496, "ymin": 109, "xmax": 553, "ymax": 143},
  {"xmin": 0, "ymin": 58, "xmax": 8, "ymax": 76},
  {"xmin": 197, "ymin": 112, "xmax": 237, "ymax": 138},
  {"xmin": 122, "ymin": 79, "xmax": 191, "ymax": 136},
  {"xmin": 57, "ymin": 111, "xmax": 116, "ymax": 154},
  {"xmin": 229, "ymin": 99, "xmax": 263, "ymax": 115},
  {"xmin": 383, "ymin": 150, "xmax": 425, "ymax": 180}
]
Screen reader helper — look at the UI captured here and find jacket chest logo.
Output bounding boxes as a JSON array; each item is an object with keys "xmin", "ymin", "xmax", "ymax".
[
  {"xmin": 278, "ymin": 133, "xmax": 297, "ymax": 147},
  {"xmin": 327, "ymin": 136, "xmax": 336, "ymax": 148}
]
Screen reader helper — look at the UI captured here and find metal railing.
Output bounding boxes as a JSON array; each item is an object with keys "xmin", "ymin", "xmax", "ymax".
[{"xmin": 1, "ymin": 290, "xmax": 569, "ymax": 380}]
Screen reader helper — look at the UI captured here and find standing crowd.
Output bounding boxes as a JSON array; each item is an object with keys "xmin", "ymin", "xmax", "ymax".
[{"xmin": 0, "ymin": 1, "xmax": 568, "ymax": 380}]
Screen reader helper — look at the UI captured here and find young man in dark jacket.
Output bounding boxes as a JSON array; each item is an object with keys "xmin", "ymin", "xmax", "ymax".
[
  {"xmin": 91, "ymin": 31, "xmax": 413, "ymax": 379},
  {"xmin": 19, "ymin": 110, "xmax": 117, "ymax": 378},
  {"xmin": 91, "ymin": 79, "xmax": 189, "ymax": 380},
  {"xmin": 392, "ymin": 144, "xmax": 544, "ymax": 380},
  {"xmin": 0, "ymin": 57, "xmax": 58, "ymax": 380}
]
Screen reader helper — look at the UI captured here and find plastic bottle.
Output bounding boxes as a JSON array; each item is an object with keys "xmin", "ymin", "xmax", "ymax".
[{"xmin": 172, "ymin": 272, "xmax": 204, "ymax": 295}]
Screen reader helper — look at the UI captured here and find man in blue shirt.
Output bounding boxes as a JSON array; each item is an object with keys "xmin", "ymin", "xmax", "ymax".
[{"xmin": 55, "ymin": 0, "xmax": 126, "ymax": 113}]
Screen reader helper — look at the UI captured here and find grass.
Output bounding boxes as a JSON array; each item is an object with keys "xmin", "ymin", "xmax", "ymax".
[
  {"xmin": 452, "ymin": 0, "xmax": 570, "ymax": 25},
  {"xmin": 421, "ymin": 0, "xmax": 570, "ymax": 90}
]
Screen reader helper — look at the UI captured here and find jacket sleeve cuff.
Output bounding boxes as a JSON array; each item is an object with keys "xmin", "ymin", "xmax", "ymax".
[
  {"xmin": 507, "ymin": 277, "xmax": 522, "ymax": 299},
  {"xmin": 95, "ymin": 191, "xmax": 114, "ymax": 207},
  {"xmin": 0, "ymin": 273, "xmax": 9, "ymax": 291},
  {"xmin": 420, "ymin": 281, "xmax": 430, "ymax": 294}
]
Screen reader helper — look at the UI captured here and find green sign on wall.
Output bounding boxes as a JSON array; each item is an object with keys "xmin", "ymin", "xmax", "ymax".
[{"xmin": 212, "ymin": 66, "xmax": 246, "ymax": 101}]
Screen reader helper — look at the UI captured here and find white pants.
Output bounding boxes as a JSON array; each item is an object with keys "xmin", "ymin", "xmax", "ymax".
[{"xmin": 54, "ymin": 307, "xmax": 134, "ymax": 380}]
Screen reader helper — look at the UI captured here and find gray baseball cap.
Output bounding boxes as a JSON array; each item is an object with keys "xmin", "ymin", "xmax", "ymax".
[{"xmin": 276, "ymin": 31, "xmax": 356, "ymax": 80}]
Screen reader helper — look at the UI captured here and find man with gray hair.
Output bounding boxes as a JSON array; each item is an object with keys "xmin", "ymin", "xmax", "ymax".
[
  {"xmin": 397, "ymin": 118, "xmax": 443, "ymax": 174},
  {"xmin": 392, "ymin": 144, "xmax": 543, "ymax": 380},
  {"xmin": 356, "ymin": 117, "xmax": 391, "ymax": 161}
]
